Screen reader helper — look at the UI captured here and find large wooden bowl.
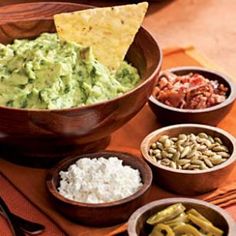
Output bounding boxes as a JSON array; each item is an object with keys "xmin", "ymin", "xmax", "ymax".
[
  {"xmin": 128, "ymin": 198, "xmax": 236, "ymax": 236},
  {"xmin": 149, "ymin": 67, "xmax": 236, "ymax": 125},
  {"xmin": 46, "ymin": 151, "xmax": 153, "ymax": 226},
  {"xmin": 0, "ymin": 2, "xmax": 162, "ymax": 166},
  {"xmin": 141, "ymin": 124, "xmax": 236, "ymax": 195}
]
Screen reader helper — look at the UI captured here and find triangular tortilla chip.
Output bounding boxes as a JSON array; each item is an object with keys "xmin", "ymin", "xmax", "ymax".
[{"xmin": 54, "ymin": 2, "xmax": 148, "ymax": 70}]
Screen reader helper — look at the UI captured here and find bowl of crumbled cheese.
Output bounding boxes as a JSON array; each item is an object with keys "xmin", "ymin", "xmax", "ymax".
[{"xmin": 46, "ymin": 151, "xmax": 152, "ymax": 226}]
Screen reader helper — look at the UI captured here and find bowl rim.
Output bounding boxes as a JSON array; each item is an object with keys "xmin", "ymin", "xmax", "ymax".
[
  {"xmin": 46, "ymin": 151, "xmax": 153, "ymax": 207},
  {"xmin": 0, "ymin": 21, "xmax": 162, "ymax": 112},
  {"xmin": 141, "ymin": 123, "xmax": 236, "ymax": 174},
  {"xmin": 127, "ymin": 197, "xmax": 236, "ymax": 235},
  {"xmin": 149, "ymin": 66, "xmax": 236, "ymax": 113}
]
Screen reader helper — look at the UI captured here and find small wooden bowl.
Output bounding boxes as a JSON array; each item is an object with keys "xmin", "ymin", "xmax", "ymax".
[
  {"xmin": 46, "ymin": 151, "xmax": 153, "ymax": 226},
  {"xmin": 149, "ymin": 67, "xmax": 236, "ymax": 125},
  {"xmin": 141, "ymin": 124, "xmax": 236, "ymax": 195},
  {"xmin": 128, "ymin": 198, "xmax": 236, "ymax": 236}
]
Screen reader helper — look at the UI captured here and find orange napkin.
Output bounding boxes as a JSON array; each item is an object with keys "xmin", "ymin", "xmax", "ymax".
[
  {"xmin": 0, "ymin": 172, "xmax": 65, "ymax": 236},
  {"xmin": 0, "ymin": 47, "xmax": 236, "ymax": 236}
]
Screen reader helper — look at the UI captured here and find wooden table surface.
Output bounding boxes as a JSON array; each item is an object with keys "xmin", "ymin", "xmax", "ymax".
[{"xmin": 1, "ymin": 0, "xmax": 236, "ymax": 77}]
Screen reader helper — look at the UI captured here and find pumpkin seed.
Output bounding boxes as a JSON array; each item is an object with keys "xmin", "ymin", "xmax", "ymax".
[
  {"xmin": 201, "ymin": 139, "xmax": 212, "ymax": 147},
  {"xmin": 202, "ymin": 150, "xmax": 215, "ymax": 156},
  {"xmin": 197, "ymin": 144, "xmax": 207, "ymax": 151},
  {"xmin": 159, "ymin": 135, "xmax": 169, "ymax": 143},
  {"xmin": 167, "ymin": 147, "xmax": 177, "ymax": 154},
  {"xmin": 214, "ymin": 137, "xmax": 223, "ymax": 144},
  {"xmin": 182, "ymin": 163, "xmax": 191, "ymax": 169},
  {"xmin": 170, "ymin": 137, "xmax": 178, "ymax": 142},
  {"xmin": 164, "ymin": 139, "xmax": 172, "ymax": 148},
  {"xmin": 181, "ymin": 146, "xmax": 191, "ymax": 158},
  {"xmin": 162, "ymin": 150, "xmax": 173, "ymax": 159},
  {"xmin": 212, "ymin": 145, "xmax": 229, "ymax": 152},
  {"xmin": 217, "ymin": 152, "xmax": 230, "ymax": 158},
  {"xmin": 208, "ymin": 136, "xmax": 215, "ymax": 143},
  {"xmin": 203, "ymin": 157, "xmax": 214, "ymax": 168},
  {"xmin": 191, "ymin": 160, "xmax": 204, "ymax": 165},
  {"xmin": 198, "ymin": 133, "xmax": 208, "ymax": 139},
  {"xmin": 170, "ymin": 161, "xmax": 177, "ymax": 169},
  {"xmin": 172, "ymin": 151, "xmax": 181, "ymax": 161},
  {"xmin": 151, "ymin": 143, "xmax": 157, "ymax": 149},
  {"xmin": 156, "ymin": 142, "xmax": 163, "ymax": 150},
  {"xmin": 177, "ymin": 159, "xmax": 191, "ymax": 165},
  {"xmin": 178, "ymin": 134, "xmax": 187, "ymax": 140},
  {"xmin": 189, "ymin": 164, "xmax": 201, "ymax": 170}
]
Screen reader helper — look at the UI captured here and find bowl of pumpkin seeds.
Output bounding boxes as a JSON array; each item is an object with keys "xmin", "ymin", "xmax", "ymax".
[{"xmin": 141, "ymin": 124, "xmax": 236, "ymax": 195}]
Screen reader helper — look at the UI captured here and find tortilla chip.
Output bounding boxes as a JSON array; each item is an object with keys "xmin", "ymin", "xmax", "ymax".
[{"xmin": 54, "ymin": 2, "xmax": 148, "ymax": 70}]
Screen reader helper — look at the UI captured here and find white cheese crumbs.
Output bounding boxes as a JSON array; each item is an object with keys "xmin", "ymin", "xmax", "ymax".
[{"xmin": 58, "ymin": 157, "xmax": 143, "ymax": 203}]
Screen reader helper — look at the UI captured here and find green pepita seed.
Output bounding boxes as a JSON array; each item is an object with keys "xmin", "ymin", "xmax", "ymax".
[
  {"xmin": 189, "ymin": 164, "xmax": 201, "ymax": 170},
  {"xmin": 202, "ymin": 150, "xmax": 215, "ymax": 156},
  {"xmin": 172, "ymin": 151, "xmax": 181, "ymax": 161},
  {"xmin": 181, "ymin": 146, "xmax": 191, "ymax": 158},
  {"xmin": 197, "ymin": 145, "xmax": 207, "ymax": 151},
  {"xmin": 212, "ymin": 145, "xmax": 229, "ymax": 152},
  {"xmin": 150, "ymin": 155, "xmax": 156, "ymax": 161},
  {"xmin": 178, "ymin": 134, "xmax": 187, "ymax": 140},
  {"xmin": 217, "ymin": 152, "xmax": 230, "ymax": 158},
  {"xmin": 198, "ymin": 132, "xmax": 208, "ymax": 139},
  {"xmin": 201, "ymin": 139, "xmax": 212, "ymax": 147},
  {"xmin": 164, "ymin": 139, "xmax": 172, "ymax": 148},
  {"xmin": 208, "ymin": 136, "xmax": 215, "ymax": 143},
  {"xmin": 200, "ymin": 162, "xmax": 208, "ymax": 170},
  {"xmin": 153, "ymin": 149, "xmax": 160, "ymax": 155},
  {"xmin": 210, "ymin": 155, "xmax": 224, "ymax": 165},
  {"xmin": 151, "ymin": 143, "xmax": 157, "ymax": 149},
  {"xmin": 191, "ymin": 160, "xmax": 204, "ymax": 165},
  {"xmin": 170, "ymin": 161, "xmax": 177, "ymax": 169},
  {"xmin": 167, "ymin": 147, "xmax": 177, "ymax": 154},
  {"xmin": 214, "ymin": 137, "xmax": 223, "ymax": 144},
  {"xmin": 182, "ymin": 163, "xmax": 191, "ymax": 169},
  {"xmin": 159, "ymin": 135, "xmax": 169, "ymax": 143},
  {"xmin": 177, "ymin": 159, "xmax": 191, "ymax": 165},
  {"xmin": 190, "ymin": 155, "xmax": 199, "ymax": 161},
  {"xmin": 209, "ymin": 143, "xmax": 220, "ymax": 149},
  {"xmin": 156, "ymin": 142, "xmax": 163, "ymax": 150},
  {"xmin": 203, "ymin": 157, "xmax": 213, "ymax": 168}
]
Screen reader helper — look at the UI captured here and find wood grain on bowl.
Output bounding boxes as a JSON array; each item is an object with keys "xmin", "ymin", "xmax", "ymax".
[
  {"xmin": 46, "ymin": 151, "xmax": 152, "ymax": 226},
  {"xmin": 0, "ymin": 2, "xmax": 162, "ymax": 166},
  {"xmin": 128, "ymin": 198, "xmax": 236, "ymax": 236},
  {"xmin": 141, "ymin": 124, "xmax": 236, "ymax": 195},
  {"xmin": 149, "ymin": 67, "xmax": 236, "ymax": 125}
]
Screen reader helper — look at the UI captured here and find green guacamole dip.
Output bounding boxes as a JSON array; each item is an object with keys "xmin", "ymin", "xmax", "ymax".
[{"xmin": 0, "ymin": 33, "xmax": 140, "ymax": 109}]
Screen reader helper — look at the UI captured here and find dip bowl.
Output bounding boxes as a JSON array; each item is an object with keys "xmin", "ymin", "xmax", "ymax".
[
  {"xmin": 46, "ymin": 151, "xmax": 153, "ymax": 226},
  {"xmin": 149, "ymin": 67, "xmax": 236, "ymax": 125},
  {"xmin": 0, "ymin": 2, "xmax": 162, "ymax": 166},
  {"xmin": 128, "ymin": 198, "xmax": 236, "ymax": 236},
  {"xmin": 141, "ymin": 124, "xmax": 236, "ymax": 195}
]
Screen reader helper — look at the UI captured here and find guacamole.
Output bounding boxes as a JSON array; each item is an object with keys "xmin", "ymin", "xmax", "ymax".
[{"xmin": 0, "ymin": 33, "xmax": 140, "ymax": 109}]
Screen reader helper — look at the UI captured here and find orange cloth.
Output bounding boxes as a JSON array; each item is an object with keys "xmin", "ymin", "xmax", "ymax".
[
  {"xmin": 0, "ymin": 47, "xmax": 235, "ymax": 236},
  {"xmin": 0, "ymin": 173, "xmax": 65, "ymax": 236}
]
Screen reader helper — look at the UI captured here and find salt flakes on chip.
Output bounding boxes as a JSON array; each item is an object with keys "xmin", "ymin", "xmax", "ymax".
[{"xmin": 54, "ymin": 2, "xmax": 148, "ymax": 71}]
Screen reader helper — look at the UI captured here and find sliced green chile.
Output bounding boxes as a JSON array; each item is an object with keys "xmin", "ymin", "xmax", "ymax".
[
  {"xmin": 188, "ymin": 213, "xmax": 224, "ymax": 236},
  {"xmin": 173, "ymin": 223, "xmax": 203, "ymax": 236},
  {"xmin": 147, "ymin": 203, "xmax": 186, "ymax": 225},
  {"xmin": 163, "ymin": 213, "xmax": 189, "ymax": 227},
  {"xmin": 149, "ymin": 224, "xmax": 175, "ymax": 236},
  {"xmin": 187, "ymin": 209, "xmax": 212, "ymax": 224}
]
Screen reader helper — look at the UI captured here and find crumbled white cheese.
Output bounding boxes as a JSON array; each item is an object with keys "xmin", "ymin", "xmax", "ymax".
[{"xmin": 58, "ymin": 157, "xmax": 143, "ymax": 203}]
